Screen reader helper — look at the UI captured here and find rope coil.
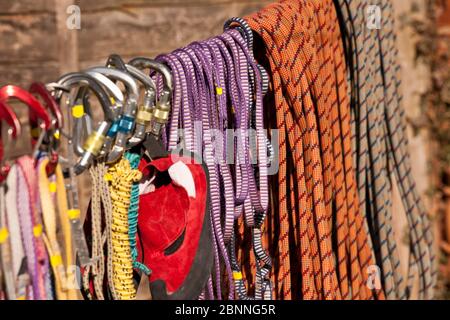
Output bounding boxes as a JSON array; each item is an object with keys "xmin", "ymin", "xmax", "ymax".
[{"xmin": 108, "ymin": 157, "xmax": 142, "ymax": 300}]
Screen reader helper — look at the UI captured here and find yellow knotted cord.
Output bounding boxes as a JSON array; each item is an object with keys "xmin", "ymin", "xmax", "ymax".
[
  {"xmin": 98, "ymin": 162, "xmax": 118, "ymax": 300},
  {"xmin": 107, "ymin": 158, "xmax": 142, "ymax": 300}
]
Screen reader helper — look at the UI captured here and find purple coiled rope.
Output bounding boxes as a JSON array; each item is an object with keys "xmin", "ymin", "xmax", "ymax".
[{"xmin": 153, "ymin": 26, "xmax": 269, "ymax": 300}]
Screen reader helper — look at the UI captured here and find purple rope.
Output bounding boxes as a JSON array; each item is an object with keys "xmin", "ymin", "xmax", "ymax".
[{"xmin": 153, "ymin": 28, "xmax": 268, "ymax": 300}]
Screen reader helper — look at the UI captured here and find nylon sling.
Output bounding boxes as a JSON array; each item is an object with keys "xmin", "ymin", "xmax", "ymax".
[{"xmin": 17, "ymin": 157, "xmax": 49, "ymax": 300}]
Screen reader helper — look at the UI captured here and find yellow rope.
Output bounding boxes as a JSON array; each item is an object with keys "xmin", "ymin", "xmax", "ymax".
[{"xmin": 107, "ymin": 157, "xmax": 142, "ymax": 300}]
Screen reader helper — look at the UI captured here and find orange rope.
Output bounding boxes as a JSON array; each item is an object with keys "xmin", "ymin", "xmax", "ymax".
[{"xmin": 244, "ymin": 0, "xmax": 385, "ymax": 300}]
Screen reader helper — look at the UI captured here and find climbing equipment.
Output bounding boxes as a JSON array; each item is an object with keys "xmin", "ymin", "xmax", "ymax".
[
  {"xmin": 336, "ymin": 0, "xmax": 436, "ymax": 299},
  {"xmin": 245, "ymin": 0, "xmax": 383, "ymax": 299},
  {"xmin": 0, "ymin": 0, "xmax": 435, "ymax": 301}
]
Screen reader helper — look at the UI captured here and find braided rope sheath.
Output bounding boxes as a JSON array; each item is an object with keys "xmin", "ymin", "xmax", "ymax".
[
  {"xmin": 108, "ymin": 157, "xmax": 142, "ymax": 300},
  {"xmin": 157, "ymin": 28, "xmax": 269, "ymax": 299},
  {"xmin": 124, "ymin": 152, "xmax": 150, "ymax": 275},
  {"xmin": 381, "ymin": 0, "xmax": 436, "ymax": 297},
  {"xmin": 97, "ymin": 162, "xmax": 117, "ymax": 300},
  {"xmin": 336, "ymin": 0, "xmax": 435, "ymax": 299},
  {"xmin": 244, "ymin": 0, "xmax": 383, "ymax": 299},
  {"xmin": 247, "ymin": 3, "xmax": 334, "ymax": 299},
  {"xmin": 349, "ymin": 0, "xmax": 398, "ymax": 299},
  {"xmin": 221, "ymin": 19, "xmax": 272, "ymax": 300},
  {"xmin": 84, "ymin": 162, "xmax": 118, "ymax": 300},
  {"xmin": 84, "ymin": 165, "xmax": 106, "ymax": 300},
  {"xmin": 157, "ymin": 24, "xmax": 273, "ymax": 300}
]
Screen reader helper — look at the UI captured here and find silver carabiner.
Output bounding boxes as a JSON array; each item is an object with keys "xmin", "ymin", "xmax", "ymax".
[
  {"xmin": 128, "ymin": 57, "xmax": 173, "ymax": 138},
  {"xmin": 104, "ymin": 54, "xmax": 157, "ymax": 147},
  {"xmin": 124, "ymin": 64, "xmax": 157, "ymax": 147},
  {"xmin": 76, "ymin": 71, "xmax": 125, "ymax": 157},
  {"xmin": 85, "ymin": 67, "xmax": 139, "ymax": 163},
  {"xmin": 84, "ymin": 71, "xmax": 124, "ymax": 116},
  {"xmin": 55, "ymin": 72, "xmax": 116, "ymax": 175},
  {"xmin": 47, "ymin": 73, "xmax": 115, "ymax": 267}
]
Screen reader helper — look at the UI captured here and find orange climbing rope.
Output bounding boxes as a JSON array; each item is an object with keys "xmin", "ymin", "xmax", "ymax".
[{"xmin": 244, "ymin": 0, "xmax": 385, "ymax": 300}]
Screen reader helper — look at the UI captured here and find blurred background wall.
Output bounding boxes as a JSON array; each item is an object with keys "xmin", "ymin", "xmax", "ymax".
[
  {"xmin": 0, "ymin": 0, "xmax": 449, "ymax": 298},
  {"xmin": 0, "ymin": 0, "xmax": 272, "ymax": 85}
]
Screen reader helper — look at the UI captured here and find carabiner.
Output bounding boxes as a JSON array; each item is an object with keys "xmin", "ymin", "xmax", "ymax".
[
  {"xmin": 0, "ymin": 101, "xmax": 21, "ymax": 139},
  {"xmin": 0, "ymin": 85, "xmax": 52, "ymax": 162},
  {"xmin": 124, "ymin": 64, "xmax": 156, "ymax": 147},
  {"xmin": 73, "ymin": 71, "xmax": 125, "ymax": 156},
  {"xmin": 55, "ymin": 72, "xmax": 115, "ymax": 174},
  {"xmin": 29, "ymin": 82, "xmax": 64, "ymax": 173},
  {"xmin": 81, "ymin": 71, "xmax": 124, "ymax": 117},
  {"xmin": 105, "ymin": 54, "xmax": 157, "ymax": 147},
  {"xmin": 0, "ymin": 85, "xmax": 51, "ymax": 131},
  {"xmin": 0, "ymin": 101, "xmax": 21, "ymax": 183},
  {"xmin": 85, "ymin": 67, "xmax": 139, "ymax": 163},
  {"xmin": 128, "ymin": 57, "xmax": 173, "ymax": 137},
  {"xmin": 29, "ymin": 82, "xmax": 64, "ymax": 130}
]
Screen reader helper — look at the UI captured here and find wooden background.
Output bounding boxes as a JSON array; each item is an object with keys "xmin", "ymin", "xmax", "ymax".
[
  {"xmin": 0, "ymin": 0, "xmax": 272, "ymax": 226},
  {"xmin": 0, "ymin": 0, "xmax": 448, "ymax": 298},
  {"xmin": 0, "ymin": 0, "xmax": 272, "ymax": 86}
]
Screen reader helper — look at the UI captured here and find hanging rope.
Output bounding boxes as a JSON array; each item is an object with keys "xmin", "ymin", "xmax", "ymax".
[
  {"xmin": 124, "ymin": 152, "xmax": 150, "ymax": 275},
  {"xmin": 107, "ymin": 157, "xmax": 142, "ymax": 300},
  {"xmin": 336, "ymin": 0, "xmax": 436, "ymax": 299},
  {"xmin": 245, "ymin": 0, "xmax": 383, "ymax": 300}
]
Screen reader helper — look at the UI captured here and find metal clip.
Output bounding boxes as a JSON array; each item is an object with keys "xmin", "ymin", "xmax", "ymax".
[
  {"xmin": 128, "ymin": 57, "xmax": 173, "ymax": 138},
  {"xmin": 124, "ymin": 64, "xmax": 156, "ymax": 147},
  {"xmin": 85, "ymin": 67, "xmax": 139, "ymax": 163}
]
